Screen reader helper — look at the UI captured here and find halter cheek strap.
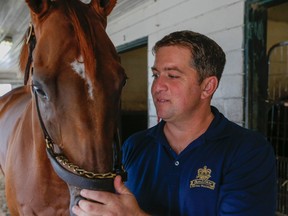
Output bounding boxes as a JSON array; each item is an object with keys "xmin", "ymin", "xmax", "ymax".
[{"xmin": 24, "ymin": 23, "xmax": 36, "ymax": 85}]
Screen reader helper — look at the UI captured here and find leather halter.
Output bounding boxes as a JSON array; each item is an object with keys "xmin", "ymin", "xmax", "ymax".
[{"xmin": 25, "ymin": 24, "xmax": 127, "ymax": 191}]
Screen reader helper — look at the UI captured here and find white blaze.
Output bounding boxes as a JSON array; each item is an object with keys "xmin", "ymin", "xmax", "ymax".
[{"xmin": 71, "ymin": 56, "xmax": 94, "ymax": 99}]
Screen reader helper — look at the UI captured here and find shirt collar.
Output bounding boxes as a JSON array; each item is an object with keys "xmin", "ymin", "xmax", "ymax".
[{"xmin": 148, "ymin": 106, "xmax": 230, "ymax": 148}]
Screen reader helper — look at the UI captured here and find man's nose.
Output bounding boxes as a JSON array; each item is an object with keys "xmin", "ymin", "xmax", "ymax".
[{"xmin": 152, "ymin": 76, "xmax": 167, "ymax": 93}]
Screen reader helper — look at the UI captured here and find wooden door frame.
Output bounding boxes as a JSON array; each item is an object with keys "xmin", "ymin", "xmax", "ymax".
[{"xmin": 244, "ymin": 0, "xmax": 287, "ymax": 133}]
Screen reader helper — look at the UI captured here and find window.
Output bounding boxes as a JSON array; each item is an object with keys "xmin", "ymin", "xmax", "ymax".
[{"xmin": 0, "ymin": 84, "xmax": 12, "ymax": 96}]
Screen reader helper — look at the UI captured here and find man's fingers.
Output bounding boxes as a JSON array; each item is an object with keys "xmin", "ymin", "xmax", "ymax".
[
  {"xmin": 114, "ymin": 175, "xmax": 132, "ymax": 195},
  {"xmin": 80, "ymin": 189, "xmax": 110, "ymax": 204},
  {"xmin": 72, "ymin": 199, "xmax": 105, "ymax": 216}
]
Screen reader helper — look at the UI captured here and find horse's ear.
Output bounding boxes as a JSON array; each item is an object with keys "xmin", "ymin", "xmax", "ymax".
[
  {"xmin": 25, "ymin": 0, "xmax": 51, "ymax": 15},
  {"xmin": 99, "ymin": 0, "xmax": 117, "ymax": 16}
]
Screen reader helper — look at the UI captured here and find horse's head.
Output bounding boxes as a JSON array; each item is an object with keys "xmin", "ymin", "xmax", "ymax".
[{"xmin": 20, "ymin": 0, "xmax": 126, "ymax": 213}]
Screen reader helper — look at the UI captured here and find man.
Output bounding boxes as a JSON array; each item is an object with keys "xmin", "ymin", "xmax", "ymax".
[{"xmin": 72, "ymin": 30, "xmax": 276, "ymax": 215}]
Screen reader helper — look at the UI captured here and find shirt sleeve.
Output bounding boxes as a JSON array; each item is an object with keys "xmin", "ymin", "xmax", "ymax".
[{"xmin": 218, "ymin": 134, "xmax": 277, "ymax": 216}]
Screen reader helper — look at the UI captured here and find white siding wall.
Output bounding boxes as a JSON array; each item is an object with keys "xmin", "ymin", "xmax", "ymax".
[{"xmin": 107, "ymin": 0, "xmax": 246, "ymax": 127}]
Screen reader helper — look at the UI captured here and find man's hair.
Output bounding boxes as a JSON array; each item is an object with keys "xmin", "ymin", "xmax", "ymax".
[{"xmin": 152, "ymin": 30, "xmax": 226, "ymax": 83}]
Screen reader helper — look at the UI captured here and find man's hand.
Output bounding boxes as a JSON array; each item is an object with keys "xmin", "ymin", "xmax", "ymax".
[{"xmin": 72, "ymin": 175, "xmax": 149, "ymax": 216}]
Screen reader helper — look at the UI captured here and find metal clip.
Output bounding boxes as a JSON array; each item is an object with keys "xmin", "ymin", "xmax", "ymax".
[{"xmin": 26, "ymin": 23, "xmax": 34, "ymax": 44}]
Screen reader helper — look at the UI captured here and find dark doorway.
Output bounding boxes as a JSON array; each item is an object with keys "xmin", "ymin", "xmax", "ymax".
[
  {"xmin": 118, "ymin": 39, "xmax": 148, "ymax": 142},
  {"xmin": 245, "ymin": 0, "xmax": 288, "ymax": 214}
]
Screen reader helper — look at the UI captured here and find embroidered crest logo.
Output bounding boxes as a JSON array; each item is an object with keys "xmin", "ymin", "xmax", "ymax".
[{"xmin": 190, "ymin": 166, "xmax": 216, "ymax": 190}]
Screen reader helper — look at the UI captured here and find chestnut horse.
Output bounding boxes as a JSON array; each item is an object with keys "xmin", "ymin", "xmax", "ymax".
[{"xmin": 0, "ymin": 0, "xmax": 127, "ymax": 215}]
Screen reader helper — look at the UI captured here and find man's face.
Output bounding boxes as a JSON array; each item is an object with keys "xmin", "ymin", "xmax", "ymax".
[{"xmin": 151, "ymin": 45, "xmax": 203, "ymax": 123}]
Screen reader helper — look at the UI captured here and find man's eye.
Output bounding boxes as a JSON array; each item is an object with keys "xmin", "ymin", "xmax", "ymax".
[
  {"xmin": 168, "ymin": 74, "xmax": 179, "ymax": 78},
  {"xmin": 152, "ymin": 73, "xmax": 159, "ymax": 79}
]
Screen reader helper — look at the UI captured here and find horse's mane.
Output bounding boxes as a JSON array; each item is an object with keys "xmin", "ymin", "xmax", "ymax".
[
  {"xmin": 19, "ymin": 1, "xmax": 111, "ymax": 84},
  {"xmin": 19, "ymin": 36, "xmax": 29, "ymax": 77}
]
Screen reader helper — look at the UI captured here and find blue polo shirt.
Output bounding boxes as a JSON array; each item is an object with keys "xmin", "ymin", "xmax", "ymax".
[{"xmin": 122, "ymin": 106, "xmax": 276, "ymax": 216}]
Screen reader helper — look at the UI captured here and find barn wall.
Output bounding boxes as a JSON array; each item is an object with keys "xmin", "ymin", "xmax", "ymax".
[{"xmin": 107, "ymin": 0, "xmax": 245, "ymax": 127}]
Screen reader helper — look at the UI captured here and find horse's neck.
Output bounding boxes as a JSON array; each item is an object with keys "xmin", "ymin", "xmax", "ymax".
[
  {"xmin": 0, "ymin": 86, "xmax": 31, "ymax": 110},
  {"xmin": 1, "ymin": 87, "xmax": 70, "ymax": 214},
  {"xmin": 0, "ymin": 86, "xmax": 31, "ymax": 169}
]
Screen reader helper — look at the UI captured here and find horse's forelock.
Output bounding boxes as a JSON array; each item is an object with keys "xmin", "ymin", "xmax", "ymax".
[{"xmin": 65, "ymin": 1, "xmax": 107, "ymax": 83}]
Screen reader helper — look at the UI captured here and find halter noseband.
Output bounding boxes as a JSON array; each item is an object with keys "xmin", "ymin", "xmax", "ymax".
[{"xmin": 26, "ymin": 24, "xmax": 127, "ymax": 191}]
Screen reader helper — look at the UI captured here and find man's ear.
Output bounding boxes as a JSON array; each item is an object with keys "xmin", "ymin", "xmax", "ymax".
[{"xmin": 201, "ymin": 76, "xmax": 218, "ymax": 99}]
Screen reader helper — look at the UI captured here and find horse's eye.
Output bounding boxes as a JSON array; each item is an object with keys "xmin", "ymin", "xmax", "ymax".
[
  {"xmin": 33, "ymin": 85, "xmax": 48, "ymax": 100},
  {"xmin": 123, "ymin": 79, "xmax": 127, "ymax": 87}
]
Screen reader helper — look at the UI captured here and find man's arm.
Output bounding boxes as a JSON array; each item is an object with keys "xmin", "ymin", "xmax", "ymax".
[{"xmin": 218, "ymin": 140, "xmax": 277, "ymax": 215}]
